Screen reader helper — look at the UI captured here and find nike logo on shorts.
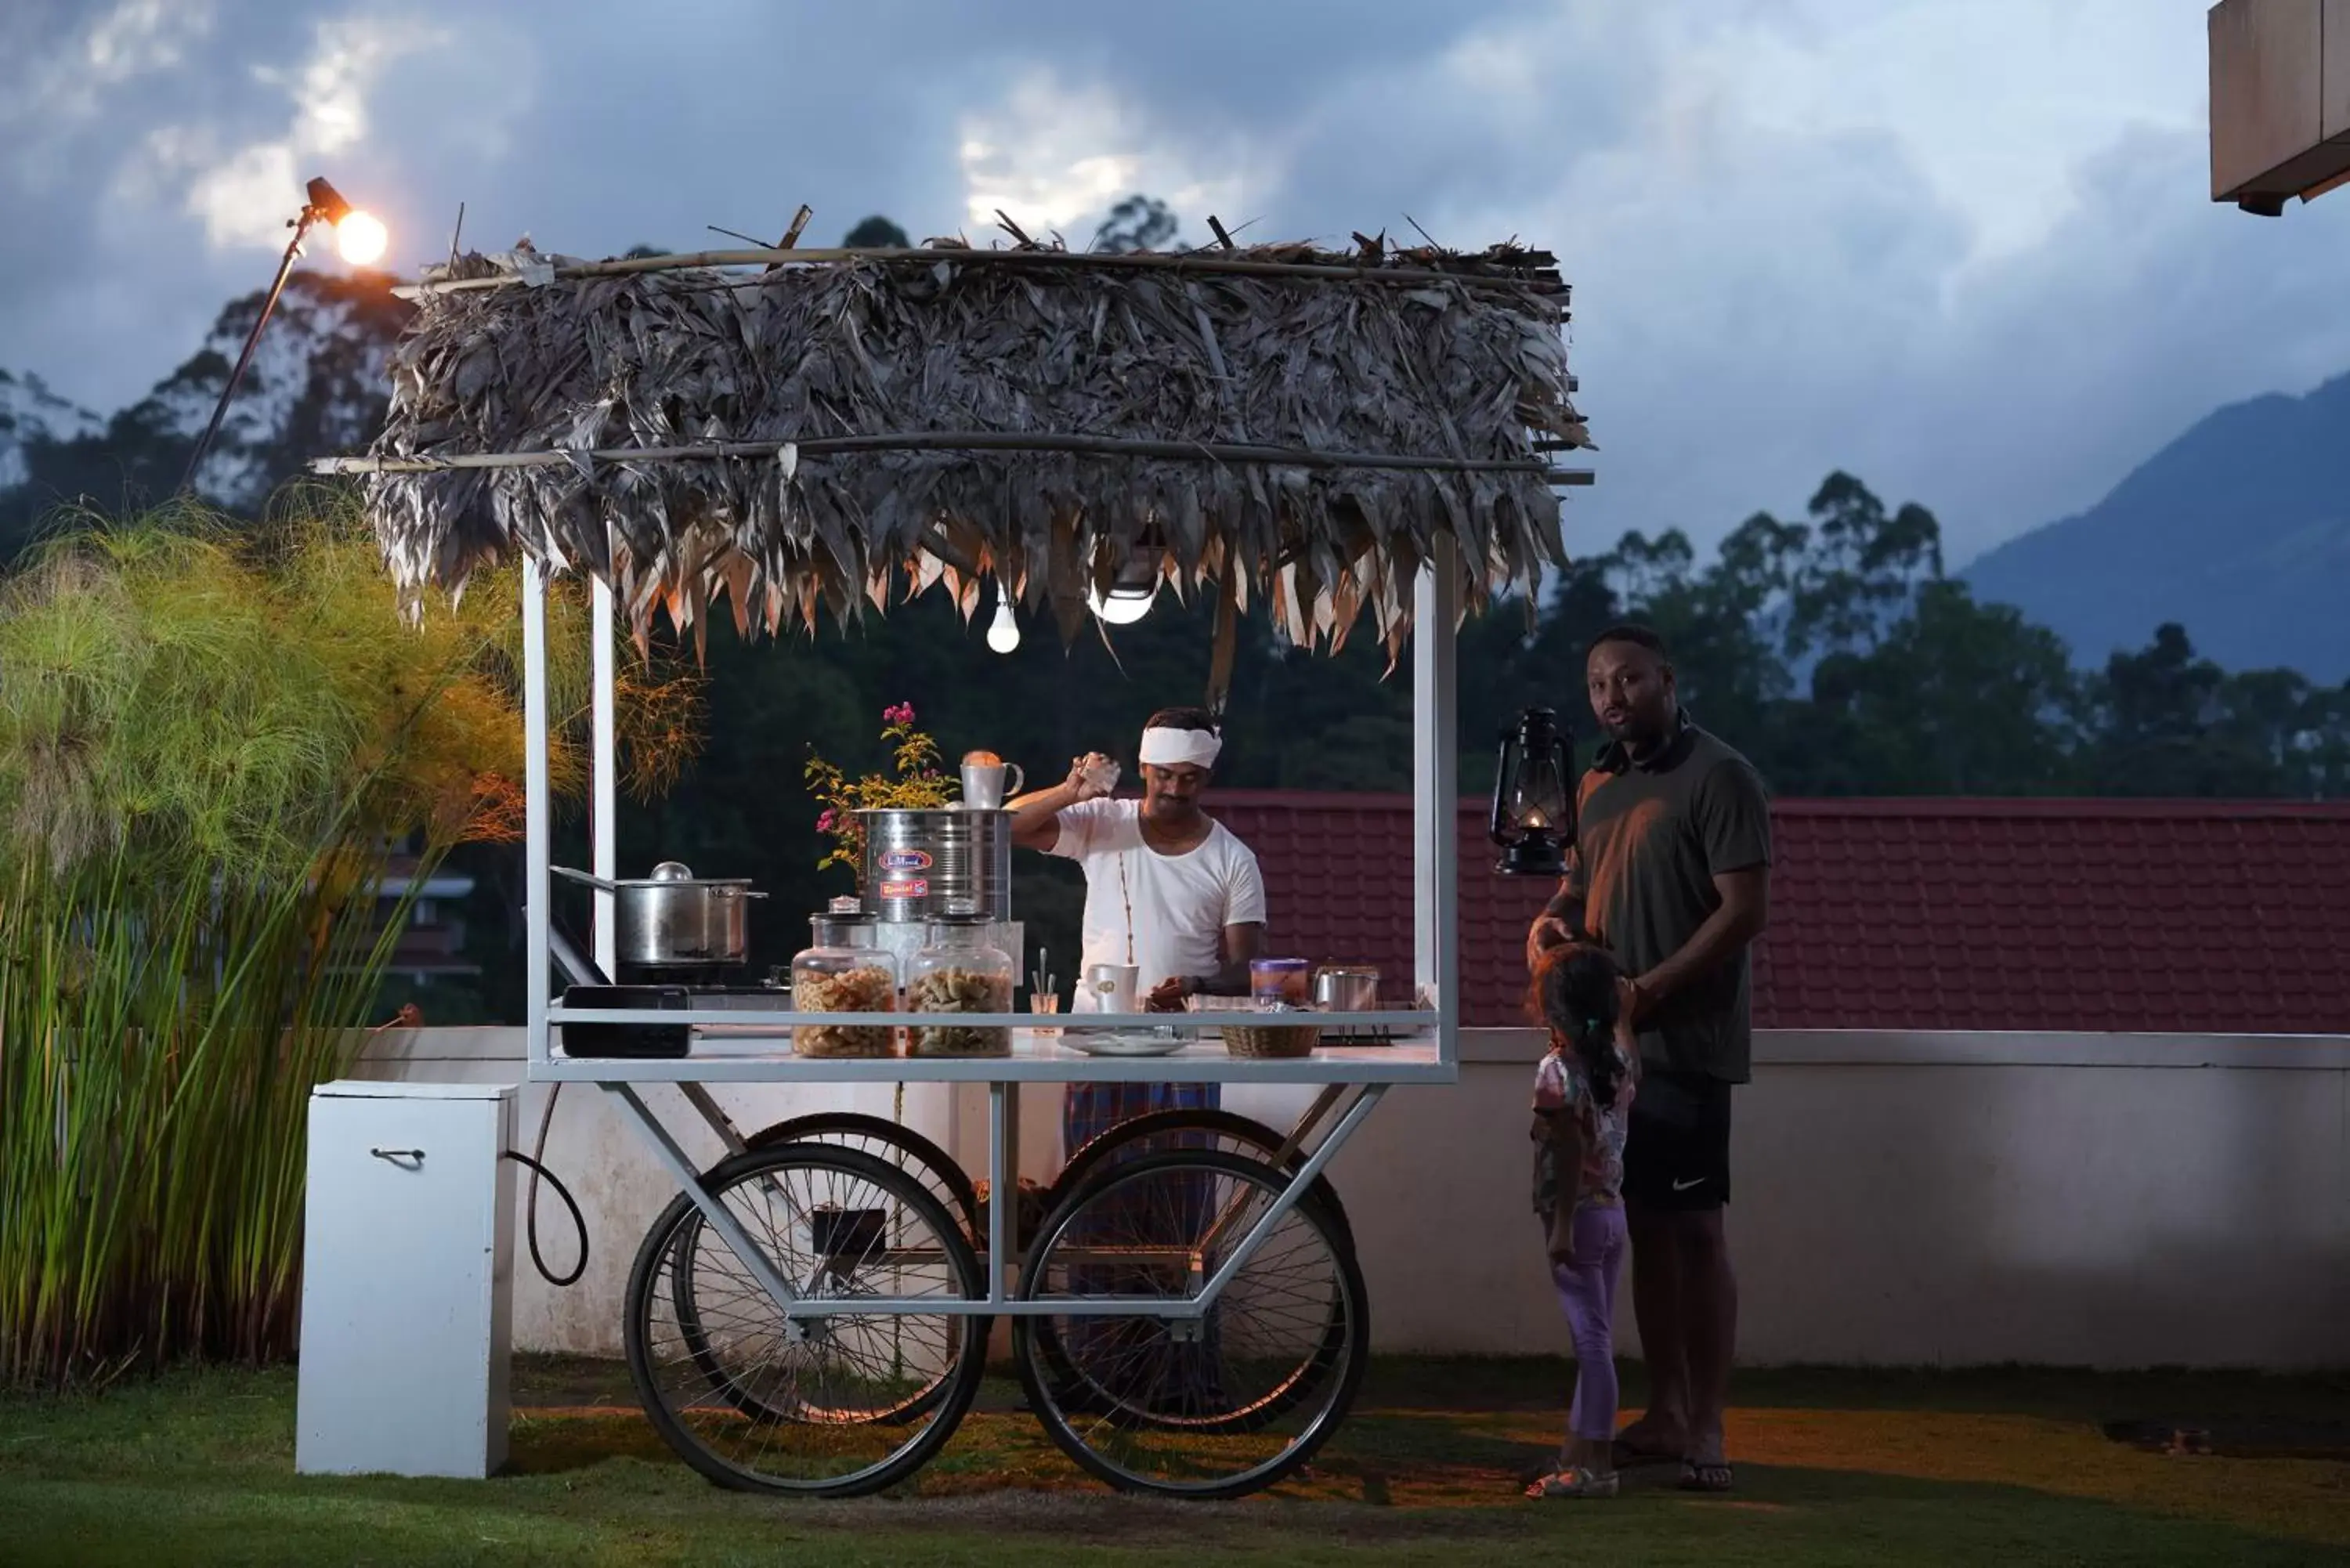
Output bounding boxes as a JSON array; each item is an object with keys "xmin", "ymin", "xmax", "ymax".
[{"xmin": 1671, "ymin": 1176, "xmax": 1707, "ymax": 1192}]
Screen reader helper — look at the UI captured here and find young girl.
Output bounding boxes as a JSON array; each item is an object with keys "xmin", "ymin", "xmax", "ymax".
[{"xmin": 1524, "ymin": 941, "xmax": 1641, "ymax": 1501}]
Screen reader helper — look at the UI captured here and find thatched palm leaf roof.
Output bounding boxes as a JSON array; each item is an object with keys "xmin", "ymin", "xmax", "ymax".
[{"xmin": 331, "ymin": 238, "xmax": 1591, "ymax": 663}]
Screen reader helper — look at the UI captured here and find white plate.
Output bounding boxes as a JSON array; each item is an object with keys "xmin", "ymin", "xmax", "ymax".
[{"xmin": 1064, "ymin": 1031, "xmax": 1189, "ymax": 1057}]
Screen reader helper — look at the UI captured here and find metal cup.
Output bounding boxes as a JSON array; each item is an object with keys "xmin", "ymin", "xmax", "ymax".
[
  {"xmin": 960, "ymin": 761, "xmax": 1025, "ymax": 810},
  {"xmin": 1085, "ymin": 962, "xmax": 1140, "ymax": 1014}
]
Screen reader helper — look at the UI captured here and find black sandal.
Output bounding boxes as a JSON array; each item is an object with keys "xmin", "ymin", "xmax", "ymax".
[{"xmin": 1679, "ymin": 1459, "xmax": 1735, "ymax": 1493}]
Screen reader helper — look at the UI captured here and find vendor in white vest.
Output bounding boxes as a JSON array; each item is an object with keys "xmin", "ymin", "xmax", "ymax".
[{"xmin": 1008, "ymin": 707, "xmax": 1267, "ymax": 1158}]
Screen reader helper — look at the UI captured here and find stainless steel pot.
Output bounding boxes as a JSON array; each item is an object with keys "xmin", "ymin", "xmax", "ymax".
[
  {"xmin": 1311, "ymin": 965, "xmax": 1381, "ymax": 1013},
  {"xmin": 553, "ymin": 862, "xmax": 765, "ymax": 969}
]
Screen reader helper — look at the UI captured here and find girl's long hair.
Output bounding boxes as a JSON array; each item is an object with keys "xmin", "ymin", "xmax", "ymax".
[{"xmin": 1528, "ymin": 941, "xmax": 1626, "ymax": 1110}]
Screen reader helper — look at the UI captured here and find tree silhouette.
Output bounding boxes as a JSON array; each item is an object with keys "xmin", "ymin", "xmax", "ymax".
[
  {"xmin": 843, "ymin": 215, "xmax": 911, "ymax": 248},
  {"xmin": 1090, "ymin": 194, "xmax": 1181, "ymax": 253}
]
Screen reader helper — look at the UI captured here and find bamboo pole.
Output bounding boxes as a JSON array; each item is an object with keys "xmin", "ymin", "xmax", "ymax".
[
  {"xmin": 392, "ymin": 244, "xmax": 1571, "ymax": 302},
  {"xmin": 313, "ymin": 431, "xmax": 1597, "ymax": 482}
]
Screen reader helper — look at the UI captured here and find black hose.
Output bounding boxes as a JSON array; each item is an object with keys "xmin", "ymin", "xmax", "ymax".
[{"xmin": 504, "ymin": 1082, "xmax": 587, "ymax": 1288}]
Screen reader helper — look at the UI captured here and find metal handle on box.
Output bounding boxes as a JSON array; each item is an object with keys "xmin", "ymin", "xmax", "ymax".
[{"xmin": 369, "ymin": 1147, "xmax": 426, "ymax": 1165}]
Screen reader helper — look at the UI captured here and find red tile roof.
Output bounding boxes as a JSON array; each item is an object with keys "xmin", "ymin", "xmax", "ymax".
[{"xmin": 1209, "ymin": 792, "xmax": 2350, "ymax": 1034}]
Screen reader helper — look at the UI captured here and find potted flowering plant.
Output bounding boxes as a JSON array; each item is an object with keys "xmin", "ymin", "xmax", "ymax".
[{"xmin": 804, "ymin": 703, "xmax": 956, "ymax": 890}]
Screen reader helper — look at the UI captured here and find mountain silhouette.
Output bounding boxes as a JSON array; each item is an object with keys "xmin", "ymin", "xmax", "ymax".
[{"xmin": 1966, "ymin": 370, "xmax": 2350, "ymax": 681}]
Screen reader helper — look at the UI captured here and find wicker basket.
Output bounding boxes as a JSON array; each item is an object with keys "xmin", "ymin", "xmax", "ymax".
[{"xmin": 1222, "ymin": 1021, "xmax": 1321, "ymax": 1059}]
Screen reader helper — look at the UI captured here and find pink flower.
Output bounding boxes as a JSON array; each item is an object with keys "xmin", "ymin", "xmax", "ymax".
[
  {"xmin": 816, "ymin": 809, "xmax": 837, "ymax": 833},
  {"xmin": 883, "ymin": 702, "xmax": 916, "ymax": 726}
]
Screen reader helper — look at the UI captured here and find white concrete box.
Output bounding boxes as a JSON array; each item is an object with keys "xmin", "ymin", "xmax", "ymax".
[{"xmin": 296, "ymin": 1079, "xmax": 517, "ymax": 1478}]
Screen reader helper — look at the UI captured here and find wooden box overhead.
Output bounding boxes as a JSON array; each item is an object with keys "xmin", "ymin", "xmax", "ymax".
[{"xmin": 2209, "ymin": 0, "xmax": 2350, "ymax": 213}]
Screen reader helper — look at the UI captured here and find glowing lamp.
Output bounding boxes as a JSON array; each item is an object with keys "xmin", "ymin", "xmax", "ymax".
[
  {"xmin": 334, "ymin": 210, "xmax": 388, "ymax": 266},
  {"xmin": 985, "ymin": 588, "xmax": 1021, "ymax": 653},
  {"xmin": 1087, "ymin": 555, "xmax": 1160, "ymax": 625},
  {"xmin": 1491, "ymin": 706, "xmax": 1573, "ymax": 876}
]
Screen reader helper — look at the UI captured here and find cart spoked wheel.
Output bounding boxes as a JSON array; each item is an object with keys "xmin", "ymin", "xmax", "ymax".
[
  {"xmin": 665, "ymin": 1210, "xmax": 967, "ymax": 1431},
  {"xmin": 1049, "ymin": 1107, "xmax": 1355, "ymax": 1246},
  {"xmin": 1033, "ymin": 1112, "xmax": 1355, "ymax": 1430},
  {"xmin": 1012, "ymin": 1149, "xmax": 1368, "ymax": 1498},
  {"xmin": 743, "ymin": 1111, "xmax": 981, "ymax": 1237},
  {"xmin": 625, "ymin": 1143, "xmax": 984, "ymax": 1497}
]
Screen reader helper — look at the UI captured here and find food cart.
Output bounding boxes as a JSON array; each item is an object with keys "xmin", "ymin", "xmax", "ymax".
[{"xmin": 320, "ymin": 228, "xmax": 1589, "ymax": 1499}]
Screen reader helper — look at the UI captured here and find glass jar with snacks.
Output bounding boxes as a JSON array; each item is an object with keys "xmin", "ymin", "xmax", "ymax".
[
  {"xmin": 904, "ymin": 919, "xmax": 1015, "ymax": 1058},
  {"xmin": 790, "ymin": 923, "xmax": 899, "ymax": 1058}
]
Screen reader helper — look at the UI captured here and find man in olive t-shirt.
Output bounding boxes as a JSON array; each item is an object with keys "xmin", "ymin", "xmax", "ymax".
[{"xmin": 1527, "ymin": 623, "xmax": 1771, "ymax": 1494}]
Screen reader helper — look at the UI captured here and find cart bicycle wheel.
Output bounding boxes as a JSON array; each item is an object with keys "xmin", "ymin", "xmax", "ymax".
[
  {"xmin": 666, "ymin": 1207, "xmax": 967, "ymax": 1432},
  {"xmin": 1013, "ymin": 1149, "xmax": 1368, "ymax": 1498},
  {"xmin": 689, "ymin": 1115, "xmax": 978, "ymax": 1427},
  {"xmin": 745, "ymin": 1111, "xmax": 980, "ymax": 1237},
  {"xmin": 1049, "ymin": 1107, "xmax": 1354, "ymax": 1246},
  {"xmin": 625, "ymin": 1143, "xmax": 984, "ymax": 1497},
  {"xmin": 1034, "ymin": 1112, "xmax": 1354, "ymax": 1431}
]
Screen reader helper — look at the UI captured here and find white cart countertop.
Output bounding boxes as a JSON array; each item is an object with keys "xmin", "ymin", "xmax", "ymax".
[{"xmin": 530, "ymin": 1028, "xmax": 1452, "ymax": 1085}]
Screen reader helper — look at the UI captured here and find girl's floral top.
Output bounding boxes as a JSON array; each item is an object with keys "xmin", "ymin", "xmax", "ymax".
[{"xmin": 1531, "ymin": 1041, "xmax": 1638, "ymax": 1219}]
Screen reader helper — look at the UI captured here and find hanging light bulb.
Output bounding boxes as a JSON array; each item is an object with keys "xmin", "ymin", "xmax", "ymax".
[{"xmin": 985, "ymin": 589, "xmax": 1021, "ymax": 653}]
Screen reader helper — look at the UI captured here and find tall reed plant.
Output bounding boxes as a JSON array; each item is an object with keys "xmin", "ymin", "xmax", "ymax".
[{"xmin": 0, "ymin": 498, "xmax": 694, "ymax": 1387}]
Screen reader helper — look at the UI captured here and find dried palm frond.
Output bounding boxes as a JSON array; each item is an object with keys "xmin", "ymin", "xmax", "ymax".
[{"xmin": 338, "ymin": 235, "xmax": 1592, "ymax": 663}]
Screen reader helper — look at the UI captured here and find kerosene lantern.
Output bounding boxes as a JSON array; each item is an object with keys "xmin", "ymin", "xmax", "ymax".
[{"xmin": 1490, "ymin": 706, "xmax": 1573, "ymax": 876}]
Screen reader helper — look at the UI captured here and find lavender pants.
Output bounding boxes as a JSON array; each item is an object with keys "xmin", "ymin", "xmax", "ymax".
[{"xmin": 1549, "ymin": 1201, "xmax": 1629, "ymax": 1442}]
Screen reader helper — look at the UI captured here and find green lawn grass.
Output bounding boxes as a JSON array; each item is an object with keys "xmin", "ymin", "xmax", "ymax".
[{"xmin": 2, "ymin": 1357, "xmax": 2345, "ymax": 1567}]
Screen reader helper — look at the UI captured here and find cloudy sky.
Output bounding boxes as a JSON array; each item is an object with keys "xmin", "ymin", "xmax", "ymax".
[{"xmin": 5, "ymin": 0, "xmax": 2348, "ymax": 563}]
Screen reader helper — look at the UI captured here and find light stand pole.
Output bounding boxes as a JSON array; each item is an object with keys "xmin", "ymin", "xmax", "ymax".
[{"xmin": 178, "ymin": 177, "xmax": 378, "ymax": 497}]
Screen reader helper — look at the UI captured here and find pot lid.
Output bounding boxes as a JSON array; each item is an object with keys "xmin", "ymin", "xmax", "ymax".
[
  {"xmin": 649, "ymin": 861, "xmax": 694, "ymax": 881},
  {"xmin": 605, "ymin": 869, "xmax": 755, "ymax": 888}
]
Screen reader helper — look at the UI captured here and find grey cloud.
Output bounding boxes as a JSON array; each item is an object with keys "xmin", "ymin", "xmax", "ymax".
[{"xmin": 3, "ymin": 0, "xmax": 2346, "ymax": 573}]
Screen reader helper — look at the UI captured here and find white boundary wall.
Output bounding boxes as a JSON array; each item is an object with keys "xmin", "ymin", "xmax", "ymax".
[{"xmin": 352, "ymin": 1028, "xmax": 2350, "ymax": 1369}]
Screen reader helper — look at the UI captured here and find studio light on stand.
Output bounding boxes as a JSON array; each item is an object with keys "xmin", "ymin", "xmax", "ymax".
[
  {"xmin": 1491, "ymin": 706, "xmax": 1573, "ymax": 876},
  {"xmin": 179, "ymin": 176, "xmax": 385, "ymax": 495}
]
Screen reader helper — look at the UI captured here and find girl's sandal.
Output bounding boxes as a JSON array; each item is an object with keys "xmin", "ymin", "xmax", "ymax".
[{"xmin": 1526, "ymin": 1466, "xmax": 1621, "ymax": 1500}]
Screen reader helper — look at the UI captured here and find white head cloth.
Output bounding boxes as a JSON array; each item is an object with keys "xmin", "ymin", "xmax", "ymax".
[{"xmin": 1137, "ymin": 727, "xmax": 1223, "ymax": 768}]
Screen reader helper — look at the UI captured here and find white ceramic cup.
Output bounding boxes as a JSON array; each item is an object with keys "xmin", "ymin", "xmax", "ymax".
[
  {"xmin": 1085, "ymin": 962, "xmax": 1141, "ymax": 1014},
  {"xmin": 960, "ymin": 761, "xmax": 1024, "ymax": 810}
]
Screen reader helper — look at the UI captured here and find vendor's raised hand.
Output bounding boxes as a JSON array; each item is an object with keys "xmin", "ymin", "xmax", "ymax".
[{"xmin": 1067, "ymin": 752, "xmax": 1115, "ymax": 800}]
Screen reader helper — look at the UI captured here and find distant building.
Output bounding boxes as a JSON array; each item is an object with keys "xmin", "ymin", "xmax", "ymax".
[{"xmin": 366, "ymin": 853, "xmax": 480, "ymax": 985}]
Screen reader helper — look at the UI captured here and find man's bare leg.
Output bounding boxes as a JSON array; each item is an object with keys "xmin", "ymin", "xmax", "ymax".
[
  {"xmin": 1676, "ymin": 1206, "xmax": 1737, "ymax": 1483},
  {"xmin": 1615, "ymin": 1198, "xmax": 1688, "ymax": 1458}
]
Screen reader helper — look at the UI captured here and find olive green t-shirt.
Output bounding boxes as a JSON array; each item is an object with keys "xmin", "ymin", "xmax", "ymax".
[{"xmin": 1564, "ymin": 719, "xmax": 1772, "ymax": 1083}]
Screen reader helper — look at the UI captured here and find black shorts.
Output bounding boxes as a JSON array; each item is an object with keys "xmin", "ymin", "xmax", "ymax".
[{"xmin": 1622, "ymin": 1068, "xmax": 1734, "ymax": 1211}]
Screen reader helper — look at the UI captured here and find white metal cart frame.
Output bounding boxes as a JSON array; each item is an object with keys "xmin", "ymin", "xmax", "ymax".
[{"xmin": 517, "ymin": 547, "xmax": 1461, "ymax": 1324}]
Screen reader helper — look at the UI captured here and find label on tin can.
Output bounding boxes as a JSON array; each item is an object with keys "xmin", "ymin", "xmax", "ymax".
[
  {"xmin": 879, "ymin": 849, "xmax": 934, "ymax": 873},
  {"xmin": 878, "ymin": 877, "xmax": 929, "ymax": 900}
]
